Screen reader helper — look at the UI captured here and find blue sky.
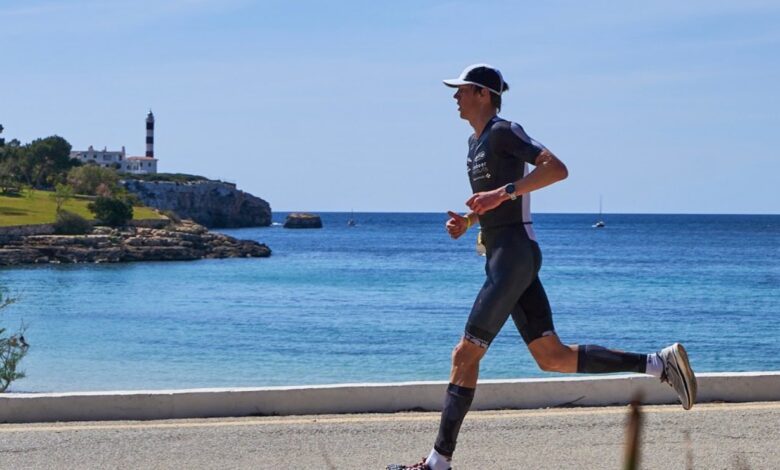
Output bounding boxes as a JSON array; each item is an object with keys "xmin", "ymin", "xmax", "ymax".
[{"xmin": 2, "ymin": 0, "xmax": 778, "ymax": 213}]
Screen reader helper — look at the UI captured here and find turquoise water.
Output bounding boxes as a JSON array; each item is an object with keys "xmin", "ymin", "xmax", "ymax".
[{"xmin": 1, "ymin": 213, "xmax": 778, "ymax": 392}]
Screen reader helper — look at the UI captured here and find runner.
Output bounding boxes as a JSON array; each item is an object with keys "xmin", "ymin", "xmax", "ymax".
[{"xmin": 387, "ymin": 64, "xmax": 697, "ymax": 470}]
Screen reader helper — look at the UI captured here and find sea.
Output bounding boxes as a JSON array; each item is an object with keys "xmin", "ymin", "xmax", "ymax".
[{"xmin": 1, "ymin": 213, "xmax": 778, "ymax": 392}]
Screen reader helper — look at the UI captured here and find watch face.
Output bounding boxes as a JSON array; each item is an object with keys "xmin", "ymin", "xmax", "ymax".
[{"xmin": 506, "ymin": 183, "xmax": 516, "ymax": 194}]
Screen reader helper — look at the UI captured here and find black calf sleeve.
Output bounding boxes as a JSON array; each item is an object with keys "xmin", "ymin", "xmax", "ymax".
[
  {"xmin": 434, "ymin": 383, "xmax": 475, "ymax": 457},
  {"xmin": 577, "ymin": 345, "xmax": 647, "ymax": 374}
]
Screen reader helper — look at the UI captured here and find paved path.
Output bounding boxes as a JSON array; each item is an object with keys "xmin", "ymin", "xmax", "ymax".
[{"xmin": 1, "ymin": 402, "xmax": 778, "ymax": 469}]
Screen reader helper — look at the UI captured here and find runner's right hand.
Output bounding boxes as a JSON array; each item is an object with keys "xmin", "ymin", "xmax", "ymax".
[{"xmin": 446, "ymin": 211, "xmax": 468, "ymax": 239}]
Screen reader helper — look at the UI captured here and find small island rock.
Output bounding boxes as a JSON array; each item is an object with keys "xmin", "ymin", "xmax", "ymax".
[{"xmin": 283, "ymin": 213, "xmax": 323, "ymax": 229}]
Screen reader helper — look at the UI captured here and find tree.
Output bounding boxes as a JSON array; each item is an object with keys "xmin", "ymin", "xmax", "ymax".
[
  {"xmin": 0, "ymin": 289, "xmax": 29, "ymax": 393},
  {"xmin": 67, "ymin": 165, "xmax": 120, "ymax": 195},
  {"xmin": 50, "ymin": 182, "xmax": 74, "ymax": 213},
  {"xmin": 88, "ymin": 196, "xmax": 133, "ymax": 226},
  {"xmin": 17, "ymin": 136, "xmax": 76, "ymax": 189},
  {"xmin": 0, "ymin": 158, "xmax": 18, "ymax": 194}
]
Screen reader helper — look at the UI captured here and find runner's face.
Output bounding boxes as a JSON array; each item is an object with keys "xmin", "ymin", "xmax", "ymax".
[{"xmin": 453, "ymin": 85, "xmax": 484, "ymax": 119}]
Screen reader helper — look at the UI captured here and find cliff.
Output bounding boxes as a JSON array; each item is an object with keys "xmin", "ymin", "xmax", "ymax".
[
  {"xmin": 0, "ymin": 220, "xmax": 270, "ymax": 266},
  {"xmin": 122, "ymin": 180, "xmax": 271, "ymax": 228}
]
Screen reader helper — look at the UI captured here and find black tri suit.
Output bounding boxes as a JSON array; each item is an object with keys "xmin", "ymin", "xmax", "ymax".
[{"xmin": 464, "ymin": 116, "xmax": 556, "ymax": 347}]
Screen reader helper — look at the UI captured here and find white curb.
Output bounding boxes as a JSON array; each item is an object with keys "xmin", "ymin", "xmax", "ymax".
[{"xmin": 1, "ymin": 372, "xmax": 778, "ymax": 423}]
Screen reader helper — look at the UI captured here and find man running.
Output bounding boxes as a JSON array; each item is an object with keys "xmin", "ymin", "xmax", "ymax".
[{"xmin": 387, "ymin": 64, "xmax": 697, "ymax": 470}]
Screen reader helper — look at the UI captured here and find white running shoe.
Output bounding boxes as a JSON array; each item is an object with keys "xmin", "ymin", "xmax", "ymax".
[
  {"xmin": 658, "ymin": 343, "xmax": 697, "ymax": 410},
  {"xmin": 386, "ymin": 459, "xmax": 435, "ymax": 470}
]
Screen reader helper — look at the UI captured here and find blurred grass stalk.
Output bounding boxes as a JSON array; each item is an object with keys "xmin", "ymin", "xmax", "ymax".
[{"xmin": 623, "ymin": 395, "xmax": 643, "ymax": 470}]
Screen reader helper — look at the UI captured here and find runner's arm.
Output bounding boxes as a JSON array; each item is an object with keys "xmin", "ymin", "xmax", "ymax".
[
  {"xmin": 509, "ymin": 148, "xmax": 568, "ymax": 198},
  {"xmin": 466, "ymin": 149, "xmax": 567, "ymax": 215}
]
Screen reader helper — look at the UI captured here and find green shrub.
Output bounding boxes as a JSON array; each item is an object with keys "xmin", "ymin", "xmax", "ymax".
[
  {"xmin": 88, "ymin": 196, "xmax": 133, "ymax": 226},
  {"xmin": 1, "ymin": 290, "xmax": 29, "ymax": 393},
  {"xmin": 53, "ymin": 210, "xmax": 93, "ymax": 235}
]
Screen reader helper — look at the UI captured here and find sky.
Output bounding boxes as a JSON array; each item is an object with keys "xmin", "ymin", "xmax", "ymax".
[{"xmin": 1, "ymin": 0, "xmax": 779, "ymax": 214}]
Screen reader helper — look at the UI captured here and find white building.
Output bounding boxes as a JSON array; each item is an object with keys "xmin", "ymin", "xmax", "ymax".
[
  {"xmin": 69, "ymin": 146, "xmax": 159, "ymax": 175},
  {"xmin": 124, "ymin": 156, "xmax": 158, "ymax": 173},
  {"xmin": 70, "ymin": 145, "xmax": 126, "ymax": 170}
]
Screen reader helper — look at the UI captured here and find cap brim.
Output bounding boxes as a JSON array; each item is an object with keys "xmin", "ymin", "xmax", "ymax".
[
  {"xmin": 443, "ymin": 79, "xmax": 471, "ymax": 88},
  {"xmin": 443, "ymin": 79, "xmax": 502, "ymax": 95}
]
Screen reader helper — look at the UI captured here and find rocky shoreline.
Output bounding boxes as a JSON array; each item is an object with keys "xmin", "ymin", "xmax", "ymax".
[{"xmin": 0, "ymin": 221, "xmax": 270, "ymax": 266}]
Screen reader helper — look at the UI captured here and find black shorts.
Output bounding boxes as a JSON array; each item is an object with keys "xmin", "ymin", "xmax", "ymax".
[{"xmin": 464, "ymin": 225, "xmax": 555, "ymax": 347}]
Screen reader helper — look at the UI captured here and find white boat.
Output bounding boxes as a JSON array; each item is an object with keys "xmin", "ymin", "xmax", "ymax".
[
  {"xmin": 347, "ymin": 210, "xmax": 356, "ymax": 227},
  {"xmin": 593, "ymin": 196, "xmax": 605, "ymax": 228}
]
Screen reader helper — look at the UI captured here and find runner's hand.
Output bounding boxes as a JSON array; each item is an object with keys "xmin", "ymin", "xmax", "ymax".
[
  {"xmin": 466, "ymin": 189, "xmax": 505, "ymax": 215},
  {"xmin": 446, "ymin": 211, "xmax": 468, "ymax": 239}
]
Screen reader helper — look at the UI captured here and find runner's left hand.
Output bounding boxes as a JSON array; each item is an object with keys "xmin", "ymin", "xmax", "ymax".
[{"xmin": 466, "ymin": 189, "xmax": 505, "ymax": 215}]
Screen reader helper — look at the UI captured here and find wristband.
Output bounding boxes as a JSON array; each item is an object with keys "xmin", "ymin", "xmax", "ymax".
[{"xmin": 465, "ymin": 215, "xmax": 472, "ymax": 230}]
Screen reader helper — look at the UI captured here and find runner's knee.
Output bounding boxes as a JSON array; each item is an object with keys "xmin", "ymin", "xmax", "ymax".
[{"xmin": 451, "ymin": 341, "xmax": 484, "ymax": 369}]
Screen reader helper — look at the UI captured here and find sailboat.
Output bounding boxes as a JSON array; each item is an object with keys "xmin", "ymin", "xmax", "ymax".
[
  {"xmin": 347, "ymin": 210, "xmax": 357, "ymax": 227},
  {"xmin": 592, "ymin": 196, "xmax": 605, "ymax": 228}
]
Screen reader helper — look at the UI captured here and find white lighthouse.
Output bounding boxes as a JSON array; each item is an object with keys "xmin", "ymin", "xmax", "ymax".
[
  {"xmin": 123, "ymin": 110, "xmax": 159, "ymax": 173},
  {"xmin": 145, "ymin": 110, "xmax": 154, "ymax": 158}
]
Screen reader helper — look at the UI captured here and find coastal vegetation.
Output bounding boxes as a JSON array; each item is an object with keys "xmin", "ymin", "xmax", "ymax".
[
  {"xmin": 0, "ymin": 134, "xmax": 77, "ymax": 190},
  {"xmin": 120, "ymin": 172, "xmax": 214, "ymax": 184},
  {"xmin": 0, "ymin": 289, "xmax": 28, "ymax": 392}
]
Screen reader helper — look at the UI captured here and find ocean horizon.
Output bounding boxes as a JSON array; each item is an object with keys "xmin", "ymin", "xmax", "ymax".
[{"xmin": 1, "ymin": 212, "xmax": 778, "ymax": 392}]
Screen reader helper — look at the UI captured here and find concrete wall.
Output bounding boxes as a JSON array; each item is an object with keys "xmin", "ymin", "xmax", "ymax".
[{"xmin": 1, "ymin": 372, "xmax": 778, "ymax": 424}]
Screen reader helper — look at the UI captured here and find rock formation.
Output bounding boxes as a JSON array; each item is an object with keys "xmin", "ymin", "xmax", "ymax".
[
  {"xmin": 283, "ymin": 213, "xmax": 323, "ymax": 229},
  {"xmin": 0, "ymin": 221, "xmax": 270, "ymax": 266},
  {"xmin": 122, "ymin": 180, "xmax": 271, "ymax": 228}
]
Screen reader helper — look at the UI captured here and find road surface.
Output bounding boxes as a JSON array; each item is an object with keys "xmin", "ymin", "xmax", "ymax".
[{"xmin": 1, "ymin": 401, "xmax": 778, "ymax": 469}]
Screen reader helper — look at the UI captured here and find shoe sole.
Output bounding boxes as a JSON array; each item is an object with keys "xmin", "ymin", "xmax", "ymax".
[{"xmin": 671, "ymin": 343, "xmax": 697, "ymax": 410}]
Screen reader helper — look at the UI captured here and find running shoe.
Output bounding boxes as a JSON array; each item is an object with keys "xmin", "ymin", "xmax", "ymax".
[
  {"xmin": 386, "ymin": 458, "xmax": 442, "ymax": 470},
  {"xmin": 658, "ymin": 343, "xmax": 697, "ymax": 410}
]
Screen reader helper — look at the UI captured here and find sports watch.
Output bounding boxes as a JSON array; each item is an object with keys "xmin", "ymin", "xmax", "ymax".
[{"xmin": 504, "ymin": 183, "xmax": 517, "ymax": 201}]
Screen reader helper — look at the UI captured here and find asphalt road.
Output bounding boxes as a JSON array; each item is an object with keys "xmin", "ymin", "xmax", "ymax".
[{"xmin": 1, "ymin": 402, "xmax": 778, "ymax": 469}]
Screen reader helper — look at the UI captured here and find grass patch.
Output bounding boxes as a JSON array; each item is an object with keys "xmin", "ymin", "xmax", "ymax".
[{"xmin": 0, "ymin": 189, "xmax": 164, "ymax": 227}]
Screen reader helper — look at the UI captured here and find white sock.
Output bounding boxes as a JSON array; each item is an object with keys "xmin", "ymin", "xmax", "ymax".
[
  {"xmin": 646, "ymin": 353, "xmax": 663, "ymax": 378},
  {"xmin": 426, "ymin": 448, "xmax": 452, "ymax": 470}
]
